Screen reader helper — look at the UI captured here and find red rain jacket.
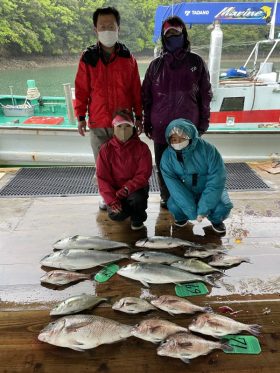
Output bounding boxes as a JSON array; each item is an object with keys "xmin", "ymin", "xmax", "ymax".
[
  {"xmin": 75, "ymin": 43, "xmax": 142, "ymax": 128},
  {"xmin": 96, "ymin": 133, "xmax": 152, "ymax": 205}
]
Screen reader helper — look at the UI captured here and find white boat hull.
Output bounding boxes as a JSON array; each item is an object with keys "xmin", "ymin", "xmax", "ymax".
[{"xmin": 0, "ymin": 126, "xmax": 279, "ymax": 165}]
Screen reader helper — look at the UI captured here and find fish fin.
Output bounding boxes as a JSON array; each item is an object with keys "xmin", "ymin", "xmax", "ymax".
[
  {"xmin": 166, "ymin": 310, "xmax": 176, "ymax": 316},
  {"xmin": 180, "ymin": 356, "xmax": 190, "ymax": 364},
  {"xmin": 178, "ymin": 342, "xmax": 193, "ymax": 349},
  {"xmin": 244, "ymin": 257, "xmax": 252, "ymax": 264},
  {"xmin": 65, "ymin": 321, "xmax": 92, "ymax": 333},
  {"xmin": 71, "ymin": 235, "xmax": 79, "ymax": 241},
  {"xmin": 70, "ymin": 346, "xmax": 85, "ymax": 352},
  {"xmin": 205, "ymin": 275, "xmax": 220, "ymax": 288},
  {"xmin": 248, "ymin": 324, "xmax": 262, "ymax": 336},
  {"xmin": 140, "ymin": 280, "xmax": 150, "ymax": 288}
]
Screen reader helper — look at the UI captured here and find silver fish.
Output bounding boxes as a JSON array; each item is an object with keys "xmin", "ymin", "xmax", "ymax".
[
  {"xmin": 112, "ymin": 297, "xmax": 156, "ymax": 314},
  {"xmin": 157, "ymin": 332, "xmax": 232, "ymax": 363},
  {"xmin": 40, "ymin": 248, "xmax": 128, "ymax": 271},
  {"xmin": 131, "ymin": 251, "xmax": 183, "ymax": 264},
  {"xmin": 38, "ymin": 314, "xmax": 132, "ymax": 351},
  {"xmin": 50, "ymin": 294, "xmax": 107, "ymax": 316},
  {"xmin": 189, "ymin": 313, "xmax": 261, "ymax": 338},
  {"xmin": 131, "ymin": 319, "xmax": 188, "ymax": 343},
  {"xmin": 208, "ymin": 254, "xmax": 251, "ymax": 267},
  {"xmin": 117, "ymin": 263, "xmax": 218, "ymax": 288},
  {"xmin": 53, "ymin": 235, "xmax": 129, "ymax": 250},
  {"xmin": 151, "ymin": 295, "xmax": 212, "ymax": 316},
  {"xmin": 171, "ymin": 258, "xmax": 224, "ymax": 274},
  {"xmin": 135, "ymin": 236, "xmax": 201, "ymax": 249},
  {"xmin": 184, "ymin": 248, "xmax": 226, "ymax": 259},
  {"xmin": 40, "ymin": 270, "xmax": 92, "ymax": 286}
]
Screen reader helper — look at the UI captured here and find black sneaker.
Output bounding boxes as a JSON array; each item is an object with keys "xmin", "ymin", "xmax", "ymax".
[
  {"xmin": 212, "ymin": 222, "xmax": 226, "ymax": 234},
  {"xmin": 174, "ymin": 220, "xmax": 188, "ymax": 227},
  {"xmin": 131, "ymin": 221, "xmax": 145, "ymax": 231},
  {"xmin": 160, "ymin": 199, "xmax": 168, "ymax": 209}
]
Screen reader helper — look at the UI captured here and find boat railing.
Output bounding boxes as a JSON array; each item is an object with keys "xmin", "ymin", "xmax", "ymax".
[{"xmin": 244, "ymin": 38, "xmax": 280, "ymax": 80}]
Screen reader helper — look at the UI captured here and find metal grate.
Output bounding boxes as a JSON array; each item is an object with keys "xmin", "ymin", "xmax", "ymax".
[
  {"xmin": 225, "ymin": 162, "xmax": 270, "ymax": 192},
  {"xmin": 0, "ymin": 163, "xmax": 271, "ymax": 198}
]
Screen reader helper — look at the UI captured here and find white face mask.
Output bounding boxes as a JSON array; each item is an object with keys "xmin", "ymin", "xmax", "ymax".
[
  {"xmin": 98, "ymin": 30, "xmax": 118, "ymax": 47},
  {"xmin": 171, "ymin": 139, "xmax": 190, "ymax": 151}
]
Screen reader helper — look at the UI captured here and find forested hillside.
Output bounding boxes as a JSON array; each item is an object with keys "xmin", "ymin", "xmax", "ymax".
[{"xmin": 0, "ymin": 0, "xmax": 279, "ymax": 57}]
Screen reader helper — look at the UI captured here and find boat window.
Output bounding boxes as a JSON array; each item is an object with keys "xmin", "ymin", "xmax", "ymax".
[{"xmin": 220, "ymin": 97, "xmax": 245, "ymax": 111}]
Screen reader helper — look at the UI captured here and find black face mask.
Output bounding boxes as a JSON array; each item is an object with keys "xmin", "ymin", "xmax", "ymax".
[{"xmin": 165, "ymin": 34, "xmax": 184, "ymax": 53}]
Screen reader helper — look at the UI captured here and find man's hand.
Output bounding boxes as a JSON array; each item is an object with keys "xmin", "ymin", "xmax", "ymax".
[
  {"xmin": 116, "ymin": 186, "xmax": 129, "ymax": 199},
  {"xmin": 135, "ymin": 119, "xmax": 143, "ymax": 135},
  {"xmin": 78, "ymin": 120, "xmax": 87, "ymax": 136},
  {"xmin": 108, "ymin": 199, "xmax": 122, "ymax": 213}
]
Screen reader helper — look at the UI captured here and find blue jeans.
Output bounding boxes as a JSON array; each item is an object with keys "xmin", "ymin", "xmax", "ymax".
[{"xmin": 167, "ymin": 190, "xmax": 233, "ymax": 224}]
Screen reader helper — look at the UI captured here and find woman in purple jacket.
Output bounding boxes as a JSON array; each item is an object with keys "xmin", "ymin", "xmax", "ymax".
[{"xmin": 142, "ymin": 16, "xmax": 212, "ymax": 208}]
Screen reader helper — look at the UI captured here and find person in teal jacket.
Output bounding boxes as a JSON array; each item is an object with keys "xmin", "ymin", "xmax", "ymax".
[{"xmin": 160, "ymin": 118, "xmax": 233, "ymax": 234}]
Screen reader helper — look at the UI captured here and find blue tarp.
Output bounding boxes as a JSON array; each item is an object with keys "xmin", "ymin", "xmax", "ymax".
[{"xmin": 153, "ymin": 2, "xmax": 280, "ymax": 41}]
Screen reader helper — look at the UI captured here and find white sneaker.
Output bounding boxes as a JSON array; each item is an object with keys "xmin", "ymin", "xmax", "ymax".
[{"xmin": 99, "ymin": 198, "xmax": 107, "ymax": 211}]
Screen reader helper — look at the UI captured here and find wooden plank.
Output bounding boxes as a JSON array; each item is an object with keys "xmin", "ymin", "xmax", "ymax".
[{"xmin": 0, "ymin": 298, "xmax": 279, "ymax": 373}]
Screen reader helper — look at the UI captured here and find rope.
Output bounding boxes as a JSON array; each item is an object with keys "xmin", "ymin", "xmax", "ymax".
[{"xmin": 26, "ymin": 87, "xmax": 41, "ymax": 100}]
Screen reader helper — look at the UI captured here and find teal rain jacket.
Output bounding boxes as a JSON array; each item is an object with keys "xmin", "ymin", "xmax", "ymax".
[{"xmin": 160, "ymin": 119, "xmax": 233, "ymax": 222}]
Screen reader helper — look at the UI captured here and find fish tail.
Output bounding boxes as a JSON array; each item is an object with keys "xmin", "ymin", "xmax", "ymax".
[
  {"xmin": 203, "ymin": 306, "xmax": 213, "ymax": 313},
  {"xmin": 220, "ymin": 341, "xmax": 233, "ymax": 352},
  {"xmin": 248, "ymin": 324, "xmax": 261, "ymax": 336},
  {"xmin": 205, "ymin": 275, "xmax": 220, "ymax": 288}
]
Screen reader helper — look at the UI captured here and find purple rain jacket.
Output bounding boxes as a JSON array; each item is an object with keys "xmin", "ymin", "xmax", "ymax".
[{"xmin": 142, "ymin": 49, "xmax": 213, "ymax": 144}]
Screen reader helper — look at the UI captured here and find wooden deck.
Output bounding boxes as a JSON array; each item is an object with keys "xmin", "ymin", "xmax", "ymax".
[{"xmin": 0, "ymin": 163, "xmax": 280, "ymax": 372}]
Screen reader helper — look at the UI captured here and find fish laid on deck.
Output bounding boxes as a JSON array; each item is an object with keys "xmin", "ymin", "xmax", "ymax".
[
  {"xmin": 208, "ymin": 254, "xmax": 251, "ymax": 267},
  {"xmin": 38, "ymin": 315, "xmax": 133, "ymax": 351},
  {"xmin": 53, "ymin": 235, "xmax": 129, "ymax": 250},
  {"xmin": 188, "ymin": 313, "xmax": 261, "ymax": 338},
  {"xmin": 135, "ymin": 236, "xmax": 201, "ymax": 249},
  {"xmin": 40, "ymin": 249, "xmax": 128, "ymax": 271},
  {"xmin": 112, "ymin": 297, "xmax": 157, "ymax": 314},
  {"xmin": 131, "ymin": 251, "xmax": 183, "ymax": 264},
  {"xmin": 131, "ymin": 319, "xmax": 188, "ymax": 343},
  {"xmin": 50, "ymin": 294, "xmax": 108, "ymax": 316},
  {"xmin": 40, "ymin": 269, "xmax": 92, "ymax": 286},
  {"xmin": 151, "ymin": 295, "xmax": 212, "ymax": 315},
  {"xmin": 117, "ymin": 263, "xmax": 218, "ymax": 287},
  {"xmin": 184, "ymin": 248, "xmax": 226, "ymax": 258},
  {"xmin": 157, "ymin": 332, "xmax": 232, "ymax": 363},
  {"xmin": 171, "ymin": 258, "xmax": 225, "ymax": 274}
]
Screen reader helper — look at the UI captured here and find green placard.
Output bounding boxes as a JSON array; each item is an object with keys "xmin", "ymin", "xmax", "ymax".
[
  {"xmin": 175, "ymin": 282, "xmax": 209, "ymax": 297},
  {"xmin": 222, "ymin": 335, "xmax": 261, "ymax": 354},
  {"xmin": 94, "ymin": 264, "xmax": 119, "ymax": 283}
]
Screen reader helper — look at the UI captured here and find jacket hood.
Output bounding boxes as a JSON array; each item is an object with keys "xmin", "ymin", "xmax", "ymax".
[{"xmin": 165, "ymin": 118, "xmax": 199, "ymax": 147}]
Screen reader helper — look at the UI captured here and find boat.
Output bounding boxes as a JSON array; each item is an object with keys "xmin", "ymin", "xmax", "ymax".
[{"xmin": 0, "ymin": 1, "xmax": 279, "ymax": 166}]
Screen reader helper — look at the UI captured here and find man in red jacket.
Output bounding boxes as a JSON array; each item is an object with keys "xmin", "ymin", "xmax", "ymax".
[
  {"xmin": 75, "ymin": 6, "xmax": 142, "ymax": 209},
  {"xmin": 96, "ymin": 110, "xmax": 152, "ymax": 231}
]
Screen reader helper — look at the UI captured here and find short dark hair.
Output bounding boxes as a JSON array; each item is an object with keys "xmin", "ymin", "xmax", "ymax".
[
  {"xmin": 161, "ymin": 16, "xmax": 190, "ymax": 51},
  {"xmin": 93, "ymin": 7, "xmax": 120, "ymax": 27}
]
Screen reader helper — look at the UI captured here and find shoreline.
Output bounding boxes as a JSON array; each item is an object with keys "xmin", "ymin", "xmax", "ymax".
[{"xmin": 0, "ymin": 55, "xmax": 154, "ymax": 71}]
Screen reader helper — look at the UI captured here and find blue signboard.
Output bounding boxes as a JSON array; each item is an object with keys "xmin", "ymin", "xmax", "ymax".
[{"xmin": 153, "ymin": 2, "xmax": 280, "ymax": 41}]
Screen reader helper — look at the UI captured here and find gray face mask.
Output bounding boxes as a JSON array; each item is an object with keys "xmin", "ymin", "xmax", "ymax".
[{"xmin": 114, "ymin": 126, "xmax": 133, "ymax": 142}]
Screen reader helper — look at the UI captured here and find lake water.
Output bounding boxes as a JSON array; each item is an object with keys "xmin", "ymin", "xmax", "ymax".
[
  {"xmin": 0, "ymin": 58, "xmax": 279, "ymax": 97},
  {"xmin": 0, "ymin": 62, "xmax": 150, "ymax": 97}
]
